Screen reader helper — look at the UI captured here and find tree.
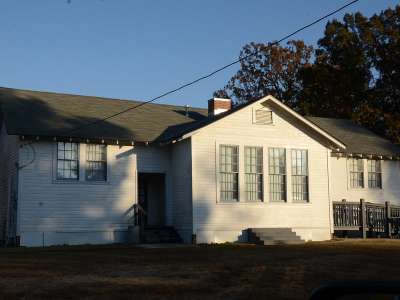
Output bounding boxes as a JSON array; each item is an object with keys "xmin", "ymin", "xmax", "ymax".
[
  {"xmin": 362, "ymin": 6, "xmax": 400, "ymax": 142},
  {"xmin": 214, "ymin": 40, "xmax": 313, "ymax": 110},
  {"xmin": 299, "ymin": 12, "xmax": 372, "ymax": 118},
  {"xmin": 215, "ymin": 6, "xmax": 400, "ymax": 143}
]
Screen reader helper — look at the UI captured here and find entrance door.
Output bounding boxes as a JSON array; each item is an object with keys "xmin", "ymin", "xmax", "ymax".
[{"xmin": 138, "ymin": 173, "xmax": 166, "ymax": 227}]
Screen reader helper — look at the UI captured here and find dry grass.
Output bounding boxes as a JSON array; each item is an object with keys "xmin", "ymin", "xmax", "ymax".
[{"xmin": 0, "ymin": 239, "xmax": 400, "ymax": 299}]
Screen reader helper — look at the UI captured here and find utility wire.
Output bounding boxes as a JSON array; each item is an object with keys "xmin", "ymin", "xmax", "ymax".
[{"xmin": 66, "ymin": 0, "xmax": 360, "ymax": 136}]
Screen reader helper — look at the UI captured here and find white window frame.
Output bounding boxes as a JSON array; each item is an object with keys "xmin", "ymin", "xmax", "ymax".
[
  {"xmin": 52, "ymin": 142, "xmax": 111, "ymax": 185},
  {"xmin": 56, "ymin": 142, "xmax": 79, "ymax": 181},
  {"xmin": 219, "ymin": 144, "xmax": 239, "ymax": 202},
  {"xmin": 291, "ymin": 149, "xmax": 309, "ymax": 202},
  {"xmin": 268, "ymin": 147, "xmax": 287, "ymax": 202},
  {"xmin": 348, "ymin": 158, "xmax": 364, "ymax": 189},
  {"xmin": 86, "ymin": 144, "xmax": 107, "ymax": 182},
  {"xmin": 367, "ymin": 159, "xmax": 382, "ymax": 189},
  {"xmin": 244, "ymin": 146, "xmax": 263, "ymax": 202}
]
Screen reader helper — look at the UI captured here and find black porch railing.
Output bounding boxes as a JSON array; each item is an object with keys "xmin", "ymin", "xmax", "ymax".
[
  {"xmin": 133, "ymin": 203, "xmax": 147, "ymax": 228},
  {"xmin": 333, "ymin": 199, "xmax": 400, "ymax": 238}
]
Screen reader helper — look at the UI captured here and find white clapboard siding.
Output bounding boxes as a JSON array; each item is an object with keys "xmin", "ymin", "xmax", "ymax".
[
  {"xmin": 330, "ymin": 157, "xmax": 400, "ymax": 204},
  {"xmin": 0, "ymin": 123, "xmax": 19, "ymax": 242},
  {"xmin": 17, "ymin": 142, "xmax": 136, "ymax": 246},
  {"xmin": 191, "ymin": 101, "xmax": 332, "ymax": 243},
  {"xmin": 135, "ymin": 145, "xmax": 170, "ymax": 173},
  {"xmin": 171, "ymin": 139, "xmax": 193, "ymax": 242}
]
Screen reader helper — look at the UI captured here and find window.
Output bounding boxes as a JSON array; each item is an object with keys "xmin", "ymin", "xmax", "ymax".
[
  {"xmin": 57, "ymin": 142, "xmax": 79, "ymax": 180},
  {"xmin": 292, "ymin": 149, "xmax": 309, "ymax": 202},
  {"xmin": 86, "ymin": 144, "xmax": 107, "ymax": 181},
  {"xmin": 220, "ymin": 145, "xmax": 239, "ymax": 202},
  {"xmin": 245, "ymin": 147, "xmax": 263, "ymax": 201},
  {"xmin": 368, "ymin": 160, "xmax": 382, "ymax": 189},
  {"xmin": 349, "ymin": 158, "xmax": 364, "ymax": 188},
  {"xmin": 268, "ymin": 148, "xmax": 286, "ymax": 201}
]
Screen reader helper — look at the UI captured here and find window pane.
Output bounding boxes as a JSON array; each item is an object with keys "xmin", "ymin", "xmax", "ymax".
[
  {"xmin": 292, "ymin": 149, "xmax": 309, "ymax": 202},
  {"xmin": 245, "ymin": 147, "xmax": 263, "ymax": 202},
  {"xmin": 57, "ymin": 142, "xmax": 79, "ymax": 180},
  {"xmin": 368, "ymin": 160, "xmax": 382, "ymax": 189},
  {"xmin": 86, "ymin": 144, "xmax": 107, "ymax": 181},
  {"xmin": 220, "ymin": 145, "xmax": 239, "ymax": 202},
  {"xmin": 269, "ymin": 148, "xmax": 286, "ymax": 201},
  {"xmin": 349, "ymin": 158, "xmax": 364, "ymax": 188}
]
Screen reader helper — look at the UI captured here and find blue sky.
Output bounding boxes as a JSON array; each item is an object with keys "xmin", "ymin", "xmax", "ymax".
[{"xmin": 0, "ymin": 0, "xmax": 398, "ymax": 108}]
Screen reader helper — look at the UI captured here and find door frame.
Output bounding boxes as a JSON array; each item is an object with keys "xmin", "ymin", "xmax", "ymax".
[{"xmin": 137, "ymin": 172, "xmax": 166, "ymax": 228}]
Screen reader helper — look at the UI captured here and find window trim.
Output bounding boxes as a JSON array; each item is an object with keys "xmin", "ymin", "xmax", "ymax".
[
  {"xmin": 291, "ymin": 149, "xmax": 309, "ymax": 203},
  {"xmin": 268, "ymin": 147, "xmax": 287, "ymax": 202},
  {"xmin": 56, "ymin": 142, "xmax": 80, "ymax": 181},
  {"xmin": 348, "ymin": 158, "xmax": 365, "ymax": 189},
  {"xmin": 244, "ymin": 146, "xmax": 263, "ymax": 202},
  {"xmin": 85, "ymin": 144, "xmax": 108, "ymax": 182},
  {"xmin": 218, "ymin": 144, "xmax": 240, "ymax": 203},
  {"xmin": 367, "ymin": 159, "xmax": 382, "ymax": 189}
]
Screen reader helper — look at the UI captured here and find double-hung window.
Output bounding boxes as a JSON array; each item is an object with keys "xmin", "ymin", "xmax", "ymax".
[
  {"xmin": 349, "ymin": 158, "xmax": 364, "ymax": 188},
  {"xmin": 368, "ymin": 160, "xmax": 382, "ymax": 189},
  {"xmin": 245, "ymin": 147, "xmax": 263, "ymax": 201},
  {"xmin": 268, "ymin": 148, "xmax": 286, "ymax": 201},
  {"xmin": 86, "ymin": 144, "xmax": 107, "ymax": 181},
  {"xmin": 220, "ymin": 145, "xmax": 239, "ymax": 202},
  {"xmin": 57, "ymin": 142, "xmax": 79, "ymax": 180},
  {"xmin": 291, "ymin": 149, "xmax": 309, "ymax": 202}
]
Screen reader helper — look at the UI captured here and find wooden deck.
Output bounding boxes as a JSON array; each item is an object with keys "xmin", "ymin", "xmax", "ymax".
[{"xmin": 333, "ymin": 199, "xmax": 400, "ymax": 238}]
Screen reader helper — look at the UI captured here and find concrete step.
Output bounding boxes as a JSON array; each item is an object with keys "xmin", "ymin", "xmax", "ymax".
[
  {"xmin": 250, "ymin": 228, "xmax": 298, "ymax": 237},
  {"xmin": 254, "ymin": 231, "xmax": 300, "ymax": 237},
  {"xmin": 248, "ymin": 228, "xmax": 305, "ymax": 245},
  {"xmin": 256, "ymin": 234, "xmax": 303, "ymax": 241},
  {"xmin": 262, "ymin": 239, "xmax": 305, "ymax": 246}
]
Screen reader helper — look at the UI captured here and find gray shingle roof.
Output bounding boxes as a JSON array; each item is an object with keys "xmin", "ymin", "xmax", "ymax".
[
  {"xmin": 307, "ymin": 117, "xmax": 400, "ymax": 157},
  {"xmin": 0, "ymin": 87, "xmax": 208, "ymax": 143},
  {"xmin": 1, "ymin": 87, "xmax": 398, "ymax": 156}
]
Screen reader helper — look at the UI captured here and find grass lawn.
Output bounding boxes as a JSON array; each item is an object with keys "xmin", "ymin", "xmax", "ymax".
[{"xmin": 0, "ymin": 239, "xmax": 400, "ymax": 299}]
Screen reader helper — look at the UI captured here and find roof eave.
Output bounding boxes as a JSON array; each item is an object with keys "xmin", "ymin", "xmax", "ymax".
[{"xmin": 265, "ymin": 96, "xmax": 346, "ymax": 150}]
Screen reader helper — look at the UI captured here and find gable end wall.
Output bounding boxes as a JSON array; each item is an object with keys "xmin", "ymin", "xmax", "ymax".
[{"xmin": 191, "ymin": 101, "xmax": 332, "ymax": 243}]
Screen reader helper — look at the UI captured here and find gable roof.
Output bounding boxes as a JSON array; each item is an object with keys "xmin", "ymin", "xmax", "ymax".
[
  {"xmin": 0, "ymin": 87, "xmax": 399, "ymax": 157},
  {"xmin": 0, "ymin": 87, "xmax": 208, "ymax": 143},
  {"xmin": 307, "ymin": 117, "xmax": 400, "ymax": 157}
]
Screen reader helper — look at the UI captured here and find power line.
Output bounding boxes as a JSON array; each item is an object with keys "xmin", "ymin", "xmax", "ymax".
[{"xmin": 66, "ymin": 0, "xmax": 360, "ymax": 136}]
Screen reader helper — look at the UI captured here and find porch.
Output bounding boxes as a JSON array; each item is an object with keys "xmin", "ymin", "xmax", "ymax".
[
  {"xmin": 333, "ymin": 199, "xmax": 400, "ymax": 238},
  {"xmin": 129, "ymin": 172, "xmax": 182, "ymax": 243}
]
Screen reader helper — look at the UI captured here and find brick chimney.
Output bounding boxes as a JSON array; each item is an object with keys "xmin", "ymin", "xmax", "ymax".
[{"xmin": 208, "ymin": 98, "xmax": 232, "ymax": 116}]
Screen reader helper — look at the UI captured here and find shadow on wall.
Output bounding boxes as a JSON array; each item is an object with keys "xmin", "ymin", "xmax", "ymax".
[
  {"xmin": 381, "ymin": 161, "xmax": 400, "ymax": 205},
  {"xmin": 1, "ymin": 91, "xmax": 139, "ymax": 246},
  {"xmin": 193, "ymin": 145, "xmax": 256, "ymax": 244}
]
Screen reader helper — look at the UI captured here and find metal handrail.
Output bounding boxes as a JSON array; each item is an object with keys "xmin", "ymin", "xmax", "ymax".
[
  {"xmin": 133, "ymin": 203, "xmax": 147, "ymax": 227},
  {"xmin": 135, "ymin": 203, "xmax": 147, "ymax": 216}
]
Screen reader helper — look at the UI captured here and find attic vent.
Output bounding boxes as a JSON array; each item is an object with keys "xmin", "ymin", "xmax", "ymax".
[{"xmin": 254, "ymin": 109, "xmax": 273, "ymax": 125}]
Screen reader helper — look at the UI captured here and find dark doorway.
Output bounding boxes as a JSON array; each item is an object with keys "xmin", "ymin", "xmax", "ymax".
[{"xmin": 138, "ymin": 173, "xmax": 166, "ymax": 227}]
